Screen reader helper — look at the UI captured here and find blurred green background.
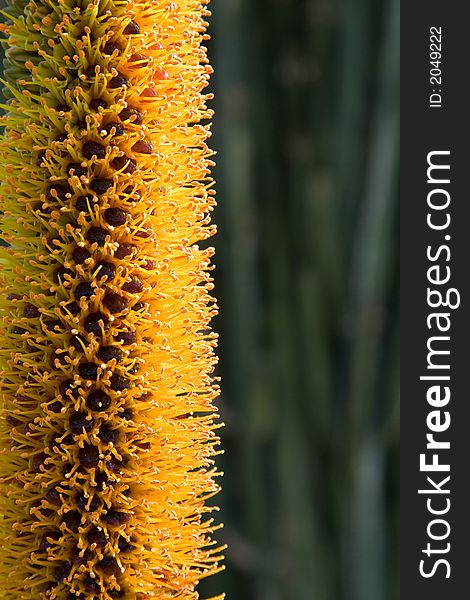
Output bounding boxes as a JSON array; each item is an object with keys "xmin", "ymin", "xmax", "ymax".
[{"xmin": 202, "ymin": 0, "xmax": 399, "ymax": 598}]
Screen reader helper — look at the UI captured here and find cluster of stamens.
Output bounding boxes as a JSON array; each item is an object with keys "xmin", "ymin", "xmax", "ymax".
[{"xmin": 0, "ymin": 0, "xmax": 223, "ymax": 598}]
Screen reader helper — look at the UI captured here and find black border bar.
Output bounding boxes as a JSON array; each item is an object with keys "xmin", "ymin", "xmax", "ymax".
[{"xmin": 401, "ymin": 3, "xmax": 470, "ymax": 597}]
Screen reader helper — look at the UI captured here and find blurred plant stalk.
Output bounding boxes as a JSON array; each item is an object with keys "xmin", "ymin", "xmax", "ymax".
[{"xmin": 203, "ymin": 0, "xmax": 399, "ymax": 598}]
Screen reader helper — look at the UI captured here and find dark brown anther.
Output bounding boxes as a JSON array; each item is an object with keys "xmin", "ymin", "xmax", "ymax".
[
  {"xmin": 50, "ymin": 350, "xmax": 69, "ymax": 368},
  {"xmin": 72, "ymin": 246, "xmax": 91, "ymax": 264},
  {"xmin": 49, "ymin": 432, "xmax": 73, "ymax": 451},
  {"xmin": 55, "ymin": 132, "xmax": 68, "ymax": 143},
  {"xmin": 44, "ymin": 319, "xmax": 62, "ymax": 332},
  {"xmin": 102, "ymin": 509, "xmax": 131, "ymax": 526},
  {"xmin": 36, "ymin": 150, "xmax": 47, "ymax": 166},
  {"xmin": 83, "ymin": 574, "xmax": 100, "ymax": 594},
  {"xmin": 59, "ymin": 379, "xmax": 80, "ymax": 400},
  {"xmin": 63, "ymin": 511, "xmax": 81, "ymax": 533},
  {"xmin": 67, "ymin": 162, "xmax": 87, "ymax": 177},
  {"xmin": 135, "ymin": 228, "xmax": 151, "ymax": 239},
  {"xmin": 130, "ymin": 52, "xmax": 149, "ymax": 66},
  {"xmin": 34, "ymin": 200, "xmax": 51, "ymax": 215},
  {"xmin": 76, "ymin": 491, "xmax": 100, "ymax": 512},
  {"xmin": 53, "ymin": 266, "xmax": 73, "ymax": 285},
  {"xmin": 123, "ymin": 21, "xmax": 140, "ymax": 35},
  {"xmin": 118, "ymin": 407, "xmax": 133, "ymax": 420},
  {"xmin": 47, "ymin": 183, "xmax": 71, "ymax": 202},
  {"xmin": 95, "ymin": 470, "xmax": 111, "ymax": 489},
  {"xmin": 118, "ymin": 536, "xmax": 134, "ymax": 553},
  {"xmin": 142, "ymin": 259, "xmax": 155, "ymax": 270},
  {"xmin": 96, "ymin": 260, "xmax": 116, "ymax": 281},
  {"xmin": 131, "ymin": 301, "xmax": 145, "ymax": 311},
  {"xmin": 76, "ymin": 194, "xmax": 98, "ymax": 213},
  {"xmin": 23, "ymin": 303, "xmax": 39, "ymax": 318},
  {"xmin": 79, "ymin": 444, "xmax": 100, "ymax": 468},
  {"xmin": 11, "ymin": 325, "xmax": 26, "ymax": 334},
  {"xmin": 103, "ymin": 41, "xmax": 121, "ymax": 55},
  {"xmin": 115, "ymin": 243, "xmax": 137, "ymax": 259},
  {"xmin": 75, "ymin": 120, "xmax": 88, "ymax": 132},
  {"xmin": 109, "ymin": 74, "xmax": 129, "ymax": 89},
  {"xmin": 70, "ymin": 334, "xmax": 86, "ymax": 351},
  {"xmin": 114, "ymin": 330, "xmax": 136, "ymax": 345},
  {"xmin": 32, "ymin": 201, "xmax": 52, "ymax": 215},
  {"xmin": 109, "ymin": 374, "xmax": 130, "ymax": 392},
  {"xmin": 48, "ymin": 400, "xmax": 63, "ymax": 413},
  {"xmin": 132, "ymin": 139, "xmax": 153, "ymax": 154},
  {"xmin": 62, "ymin": 462, "xmax": 75, "ymax": 477},
  {"xmin": 86, "ymin": 226, "xmax": 108, "ymax": 246},
  {"xmin": 84, "ymin": 311, "xmax": 109, "ymax": 335},
  {"xmin": 90, "ymin": 98, "xmax": 107, "ymax": 111},
  {"xmin": 84, "ymin": 65, "xmax": 97, "ymax": 78},
  {"xmin": 83, "ymin": 140, "xmax": 106, "ymax": 160},
  {"xmin": 40, "ymin": 530, "xmax": 61, "ymax": 551},
  {"xmin": 98, "ymin": 556, "xmax": 120, "ymax": 576},
  {"xmin": 86, "ymin": 526, "xmax": 107, "ymax": 547},
  {"xmin": 119, "ymin": 106, "xmax": 143, "ymax": 124},
  {"xmin": 98, "ymin": 345, "xmax": 123, "ymax": 363},
  {"xmin": 98, "ymin": 425, "xmax": 119, "ymax": 443},
  {"xmin": 106, "ymin": 456, "xmax": 126, "ymax": 473},
  {"xmin": 46, "ymin": 430, "xmax": 62, "ymax": 449},
  {"xmin": 32, "ymin": 452, "xmax": 47, "ymax": 473},
  {"xmin": 103, "ymin": 292, "xmax": 128, "ymax": 314},
  {"xmin": 104, "ymin": 207, "xmax": 128, "ymax": 226},
  {"xmin": 45, "ymin": 487, "xmax": 61, "ymax": 506},
  {"xmin": 101, "ymin": 121, "xmax": 124, "ymax": 137},
  {"xmin": 54, "ymin": 561, "xmax": 71, "ymax": 583},
  {"xmin": 86, "ymin": 389, "xmax": 111, "ymax": 411},
  {"xmin": 79, "ymin": 362, "xmax": 99, "ymax": 380},
  {"xmin": 46, "ymin": 237, "xmax": 63, "ymax": 251},
  {"xmin": 127, "ymin": 364, "xmax": 139, "ymax": 375},
  {"xmin": 122, "ymin": 276, "xmax": 144, "ymax": 293},
  {"xmin": 70, "ymin": 546, "xmax": 93, "ymax": 565},
  {"xmin": 77, "ymin": 29, "xmax": 89, "ymax": 41},
  {"xmin": 111, "ymin": 155, "xmax": 136, "ymax": 174},
  {"xmin": 123, "ymin": 185, "xmax": 137, "ymax": 195},
  {"xmin": 121, "ymin": 185, "xmax": 141, "ymax": 201},
  {"xmin": 90, "ymin": 178, "xmax": 113, "ymax": 194},
  {"xmin": 63, "ymin": 301, "xmax": 81, "ymax": 316},
  {"xmin": 74, "ymin": 282, "xmax": 94, "ymax": 300},
  {"xmin": 6, "ymin": 414, "xmax": 20, "ymax": 426},
  {"xmin": 69, "ymin": 411, "xmax": 94, "ymax": 434},
  {"xmin": 18, "ymin": 390, "xmax": 34, "ymax": 404}
]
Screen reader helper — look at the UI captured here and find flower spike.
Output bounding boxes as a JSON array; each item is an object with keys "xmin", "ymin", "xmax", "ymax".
[{"xmin": 0, "ymin": 0, "xmax": 224, "ymax": 598}]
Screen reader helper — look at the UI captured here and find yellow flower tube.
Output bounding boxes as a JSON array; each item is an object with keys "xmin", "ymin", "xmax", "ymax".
[{"xmin": 0, "ymin": 0, "xmax": 224, "ymax": 598}]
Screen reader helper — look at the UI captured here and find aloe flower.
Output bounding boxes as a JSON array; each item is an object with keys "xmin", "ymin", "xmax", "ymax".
[{"xmin": 0, "ymin": 0, "xmax": 223, "ymax": 598}]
